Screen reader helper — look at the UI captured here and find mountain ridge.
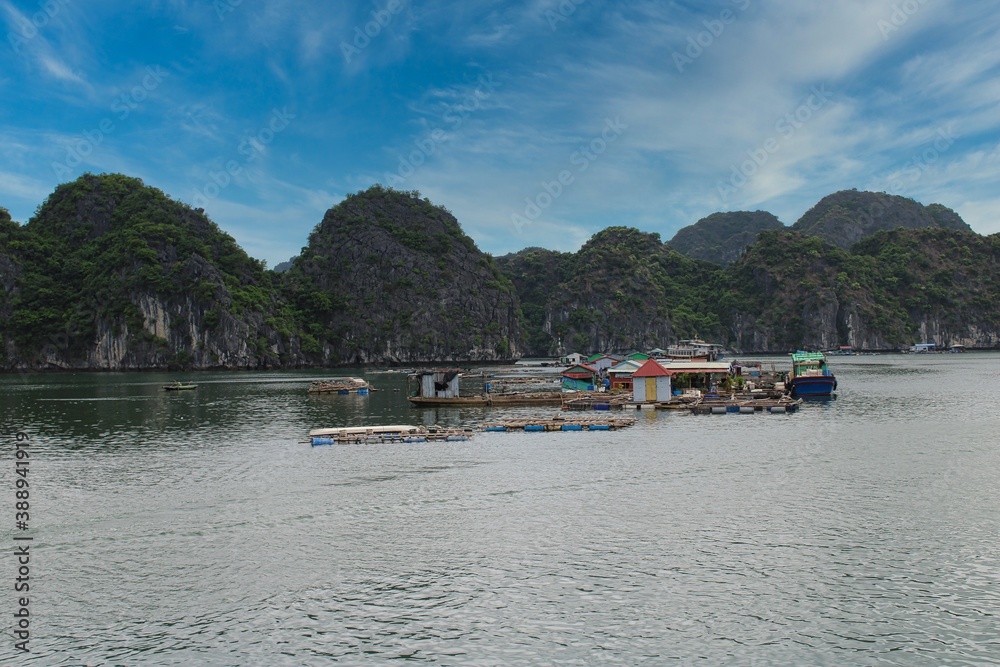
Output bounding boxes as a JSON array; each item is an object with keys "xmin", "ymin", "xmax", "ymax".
[{"xmin": 1, "ymin": 174, "xmax": 996, "ymax": 371}]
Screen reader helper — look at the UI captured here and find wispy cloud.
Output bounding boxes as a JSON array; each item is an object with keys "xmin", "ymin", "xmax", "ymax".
[{"xmin": 2, "ymin": 0, "xmax": 999, "ymax": 264}]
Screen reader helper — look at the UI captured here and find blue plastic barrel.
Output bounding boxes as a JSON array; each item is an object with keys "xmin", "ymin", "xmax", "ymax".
[
  {"xmin": 589, "ymin": 424, "xmax": 610, "ymax": 431},
  {"xmin": 562, "ymin": 424, "xmax": 584, "ymax": 431},
  {"xmin": 484, "ymin": 426, "xmax": 507, "ymax": 432},
  {"xmin": 524, "ymin": 424, "xmax": 545, "ymax": 432}
]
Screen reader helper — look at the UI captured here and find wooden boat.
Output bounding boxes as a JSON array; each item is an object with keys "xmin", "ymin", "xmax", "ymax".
[
  {"xmin": 788, "ymin": 352, "xmax": 837, "ymax": 397},
  {"xmin": 163, "ymin": 382, "xmax": 197, "ymax": 391},
  {"xmin": 408, "ymin": 391, "xmax": 565, "ymax": 407}
]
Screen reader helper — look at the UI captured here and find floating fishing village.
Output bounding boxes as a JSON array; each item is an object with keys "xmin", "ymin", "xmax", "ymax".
[{"xmin": 307, "ymin": 341, "xmax": 841, "ymax": 445}]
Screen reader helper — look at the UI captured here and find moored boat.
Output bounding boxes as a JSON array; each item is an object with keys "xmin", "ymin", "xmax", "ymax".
[
  {"xmin": 788, "ymin": 351, "xmax": 837, "ymax": 397},
  {"xmin": 664, "ymin": 339, "xmax": 724, "ymax": 361}
]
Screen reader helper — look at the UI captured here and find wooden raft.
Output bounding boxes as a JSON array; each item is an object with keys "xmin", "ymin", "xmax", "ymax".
[{"xmin": 482, "ymin": 415, "xmax": 637, "ymax": 432}]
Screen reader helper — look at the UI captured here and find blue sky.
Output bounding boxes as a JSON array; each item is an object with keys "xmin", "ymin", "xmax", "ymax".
[{"xmin": 2, "ymin": 0, "xmax": 999, "ymax": 266}]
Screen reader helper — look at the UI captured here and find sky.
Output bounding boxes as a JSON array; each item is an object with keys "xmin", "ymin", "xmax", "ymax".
[{"xmin": 2, "ymin": 0, "xmax": 1000, "ymax": 267}]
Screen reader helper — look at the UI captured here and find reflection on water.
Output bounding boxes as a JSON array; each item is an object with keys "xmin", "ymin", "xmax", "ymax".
[{"xmin": 1, "ymin": 356, "xmax": 999, "ymax": 665}]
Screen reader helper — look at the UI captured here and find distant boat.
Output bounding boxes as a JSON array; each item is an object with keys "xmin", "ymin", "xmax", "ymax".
[
  {"xmin": 163, "ymin": 382, "xmax": 197, "ymax": 391},
  {"xmin": 788, "ymin": 352, "xmax": 837, "ymax": 397}
]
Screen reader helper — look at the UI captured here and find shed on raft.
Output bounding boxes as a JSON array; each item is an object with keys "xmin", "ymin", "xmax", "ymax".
[
  {"xmin": 409, "ymin": 369, "xmax": 462, "ymax": 399},
  {"xmin": 631, "ymin": 358, "xmax": 672, "ymax": 402}
]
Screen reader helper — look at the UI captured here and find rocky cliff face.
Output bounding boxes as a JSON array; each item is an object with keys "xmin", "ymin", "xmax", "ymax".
[
  {"xmin": 3, "ymin": 177, "xmax": 998, "ymax": 369},
  {"xmin": 719, "ymin": 228, "xmax": 1000, "ymax": 351},
  {"xmin": 1, "ymin": 174, "xmax": 301, "ymax": 370},
  {"xmin": 283, "ymin": 185, "xmax": 521, "ymax": 364},
  {"xmin": 497, "ymin": 227, "xmax": 722, "ymax": 356},
  {"xmin": 667, "ymin": 211, "xmax": 785, "ymax": 265},
  {"xmin": 792, "ymin": 190, "xmax": 972, "ymax": 249}
]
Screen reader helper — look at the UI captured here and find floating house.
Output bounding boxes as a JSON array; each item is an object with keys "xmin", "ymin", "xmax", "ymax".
[
  {"xmin": 631, "ymin": 358, "xmax": 672, "ymax": 402},
  {"xmin": 607, "ymin": 359, "xmax": 643, "ymax": 391},
  {"xmin": 586, "ymin": 353, "xmax": 622, "ymax": 373},
  {"xmin": 659, "ymin": 361, "xmax": 733, "ymax": 392},
  {"xmin": 560, "ymin": 352, "xmax": 585, "ymax": 365},
  {"xmin": 625, "ymin": 352, "xmax": 650, "ymax": 362},
  {"xmin": 561, "ymin": 363, "xmax": 598, "ymax": 392},
  {"xmin": 910, "ymin": 343, "xmax": 937, "ymax": 353}
]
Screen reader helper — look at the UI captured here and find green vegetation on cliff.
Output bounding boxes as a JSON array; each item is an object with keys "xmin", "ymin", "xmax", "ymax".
[
  {"xmin": 667, "ymin": 211, "xmax": 785, "ymax": 265},
  {"xmin": 1, "ymin": 177, "xmax": 998, "ymax": 369},
  {"xmin": 282, "ymin": 184, "xmax": 521, "ymax": 364},
  {"xmin": 498, "ymin": 227, "xmax": 722, "ymax": 355},
  {"xmin": 792, "ymin": 190, "xmax": 972, "ymax": 249},
  {"xmin": 2, "ymin": 173, "xmax": 297, "ymax": 368}
]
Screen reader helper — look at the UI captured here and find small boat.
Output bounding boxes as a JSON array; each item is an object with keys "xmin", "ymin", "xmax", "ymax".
[
  {"xmin": 787, "ymin": 352, "xmax": 837, "ymax": 397},
  {"xmin": 163, "ymin": 382, "xmax": 197, "ymax": 391}
]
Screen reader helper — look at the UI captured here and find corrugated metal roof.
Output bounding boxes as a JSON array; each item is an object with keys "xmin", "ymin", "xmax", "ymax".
[
  {"xmin": 608, "ymin": 359, "xmax": 643, "ymax": 374},
  {"xmin": 632, "ymin": 358, "xmax": 671, "ymax": 377},
  {"xmin": 659, "ymin": 361, "xmax": 732, "ymax": 375}
]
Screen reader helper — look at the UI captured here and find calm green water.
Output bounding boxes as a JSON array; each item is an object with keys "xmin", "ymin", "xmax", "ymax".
[{"xmin": 1, "ymin": 355, "xmax": 999, "ymax": 665}]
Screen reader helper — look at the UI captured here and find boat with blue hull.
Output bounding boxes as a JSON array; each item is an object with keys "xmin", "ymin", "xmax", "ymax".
[{"xmin": 788, "ymin": 352, "xmax": 837, "ymax": 397}]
